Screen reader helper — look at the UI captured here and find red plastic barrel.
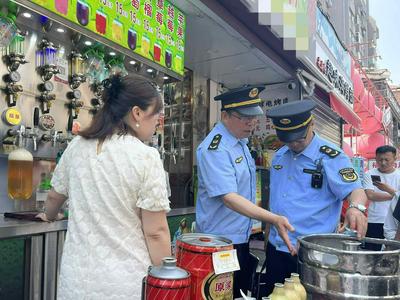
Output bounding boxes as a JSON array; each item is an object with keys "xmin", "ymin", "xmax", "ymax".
[{"xmin": 176, "ymin": 233, "xmax": 234, "ymax": 300}]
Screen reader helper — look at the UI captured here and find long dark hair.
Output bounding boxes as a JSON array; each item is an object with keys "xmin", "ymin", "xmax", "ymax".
[{"xmin": 80, "ymin": 74, "xmax": 163, "ymax": 141}]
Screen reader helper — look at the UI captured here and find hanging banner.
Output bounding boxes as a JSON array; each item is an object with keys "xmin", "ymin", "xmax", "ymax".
[{"xmin": 30, "ymin": 0, "xmax": 186, "ymax": 76}]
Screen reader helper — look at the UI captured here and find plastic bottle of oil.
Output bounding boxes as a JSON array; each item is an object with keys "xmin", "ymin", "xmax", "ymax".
[
  {"xmin": 268, "ymin": 283, "xmax": 288, "ymax": 300},
  {"xmin": 290, "ymin": 273, "xmax": 307, "ymax": 300},
  {"xmin": 283, "ymin": 278, "xmax": 301, "ymax": 299}
]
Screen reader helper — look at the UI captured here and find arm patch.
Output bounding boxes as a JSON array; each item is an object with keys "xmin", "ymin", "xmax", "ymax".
[{"xmin": 339, "ymin": 168, "xmax": 358, "ymax": 182}]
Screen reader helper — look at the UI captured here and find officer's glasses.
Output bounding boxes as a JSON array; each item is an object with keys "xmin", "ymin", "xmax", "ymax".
[{"xmin": 231, "ymin": 112, "xmax": 258, "ymax": 123}]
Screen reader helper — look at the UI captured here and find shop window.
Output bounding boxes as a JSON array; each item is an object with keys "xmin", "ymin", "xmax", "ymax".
[{"xmin": 163, "ymin": 69, "xmax": 194, "ymax": 208}]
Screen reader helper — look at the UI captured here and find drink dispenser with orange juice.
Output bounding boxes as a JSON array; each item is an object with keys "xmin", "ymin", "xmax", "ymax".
[{"xmin": 7, "ymin": 125, "xmax": 33, "ymax": 200}]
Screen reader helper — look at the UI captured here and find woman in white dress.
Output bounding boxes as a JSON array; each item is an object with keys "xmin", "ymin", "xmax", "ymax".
[{"xmin": 38, "ymin": 74, "xmax": 171, "ymax": 299}]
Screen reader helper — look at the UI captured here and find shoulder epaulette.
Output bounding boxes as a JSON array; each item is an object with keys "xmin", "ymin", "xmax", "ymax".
[
  {"xmin": 320, "ymin": 145, "xmax": 340, "ymax": 158},
  {"xmin": 208, "ymin": 134, "xmax": 222, "ymax": 150}
]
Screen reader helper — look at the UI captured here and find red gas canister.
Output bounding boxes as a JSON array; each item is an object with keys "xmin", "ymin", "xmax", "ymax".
[
  {"xmin": 144, "ymin": 257, "xmax": 191, "ymax": 300},
  {"xmin": 176, "ymin": 233, "xmax": 234, "ymax": 300}
]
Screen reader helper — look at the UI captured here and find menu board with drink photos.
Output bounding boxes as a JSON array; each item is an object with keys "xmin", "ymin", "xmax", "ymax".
[{"xmin": 31, "ymin": 0, "xmax": 186, "ymax": 76}]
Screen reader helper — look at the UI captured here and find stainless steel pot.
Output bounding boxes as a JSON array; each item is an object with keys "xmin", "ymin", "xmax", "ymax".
[{"xmin": 298, "ymin": 234, "xmax": 400, "ymax": 299}]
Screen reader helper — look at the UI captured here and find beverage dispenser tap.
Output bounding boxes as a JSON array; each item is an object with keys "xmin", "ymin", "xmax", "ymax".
[
  {"xmin": 41, "ymin": 129, "xmax": 54, "ymax": 144},
  {"xmin": 3, "ymin": 69, "xmax": 23, "ymax": 107},
  {"xmin": 90, "ymin": 97, "xmax": 101, "ymax": 114},
  {"xmin": 67, "ymin": 90, "xmax": 84, "ymax": 119},
  {"xmin": 89, "ymin": 82, "xmax": 104, "ymax": 114},
  {"xmin": 5, "ymin": 32, "xmax": 28, "ymax": 72},
  {"xmin": 5, "ymin": 52, "xmax": 28, "ymax": 72},
  {"xmin": 41, "ymin": 130, "xmax": 64, "ymax": 147},
  {"xmin": 26, "ymin": 107, "xmax": 40, "ymax": 151},
  {"xmin": 70, "ymin": 51, "xmax": 86, "ymax": 89},
  {"xmin": 157, "ymin": 134, "xmax": 165, "ymax": 159},
  {"xmin": 3, "ymin": 31, "xmax": 27, "ymax": 110},
  {"xmin": 171, "ymin": 124, "xmax": 178, "ymax": 164},
  {"xmin": 66, "ymin": 114, "xmax": 74, "ymax": 143},
  {"xmin": 37, "ymin": 39, "xmax": 60, "ymax": 81},
  {"xmin": 7, "ymin": 124, "xmax": 26, "ymax": 147},
  {"xmin": 38, "ymin": 81, "xmax": 56, "ymax": 113},
  {"xmin": 5, "ymin": 84, "xmax": 23, "ymax": 107},
  {"xmin": 53, "ymin": 131, "xmax": 65, "ymax": 146}
]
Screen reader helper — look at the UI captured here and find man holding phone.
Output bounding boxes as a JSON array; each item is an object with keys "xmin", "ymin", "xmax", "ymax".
[{"xmin": 363, "ymin": 145, "xmax": 400, "ymax": 250}]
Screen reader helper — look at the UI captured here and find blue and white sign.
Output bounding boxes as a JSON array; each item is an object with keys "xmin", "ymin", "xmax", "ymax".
[{"xmin": 316, "ymin": 8, "xmax": 351, "ymax": 78}]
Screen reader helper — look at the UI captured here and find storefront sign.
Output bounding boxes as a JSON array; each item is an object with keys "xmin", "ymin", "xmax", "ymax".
[
  {"xmin": 316, "ymin": 7, "xmax": 350, "ymax": 78},
  {"xmin": 31, "ymin": 0, "xmax": 186, "ymax": 76},
  {"xmin": 297, "ymin": 5, "xmax": 354, "ymax": 111},
  {"xmin": 316, "ymin": 56, "xmax": 354, "ymax": 104},
  {"xmin": 314, "ymin": 41, "xmax": 353, "ymax": 106}
]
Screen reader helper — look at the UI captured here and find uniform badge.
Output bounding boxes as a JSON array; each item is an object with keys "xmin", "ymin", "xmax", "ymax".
[
  {"xmin": 249, "ymin": 88, "xmax": 259, "ymax": 98},
  {"xmin": 320, "ymin": 145, "xmax": 340, "ymax": 158},
  {"xmin": 235, "ymin": 156, "xmax": 243, "ymax": 163},
  {"xmin": 208, "ymin": 134, "xmax": 222, "ymax": 150},
  {"xmin": 273, "ymin": 165, "xmax": 283, "ymax": 170},
  {"xmin": 339, "ymin": 168, "xmax": 358, "ymax": 182},
  {"xmin": 279, "ymin": 118, "xmax": 291, "ymax": 125}
]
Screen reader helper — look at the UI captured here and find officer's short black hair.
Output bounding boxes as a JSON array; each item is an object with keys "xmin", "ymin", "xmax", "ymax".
[{"xmin": 376, "ymin": 145, "xmax": 397, "ymax": 156}]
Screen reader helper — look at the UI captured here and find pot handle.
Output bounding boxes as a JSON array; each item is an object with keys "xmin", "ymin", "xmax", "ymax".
[
  {"xmin": 308, "ymin": 249, "xmax": 339, "ymax": 267},
  {"xmin": 141, "ymin": 276, "xmax": 146, "ymax": 300}
]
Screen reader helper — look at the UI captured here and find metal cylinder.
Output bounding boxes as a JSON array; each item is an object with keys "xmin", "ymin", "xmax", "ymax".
[
  {"xmin": 144, "ymin": 256, "xmax": 190, "ymax": 300},
  {"xmin": 298, "ymin": 234, "xmax": 400, "ymax": 299},
  {"xmin": 176, "ymin": 233, "xmax": 234, "ymax": 300}
]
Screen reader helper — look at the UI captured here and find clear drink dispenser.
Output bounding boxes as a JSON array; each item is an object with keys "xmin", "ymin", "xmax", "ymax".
[
  {"xmin": 8, "ymin": 126, "xmax": 33, "ymax": 200},
  {"xmin": 7, "ymin": 33, "xmax": 24, "ymax": 56},
  {"xmin": 0, "ymin": 13, "xmax": 17, "ymax": 47}
]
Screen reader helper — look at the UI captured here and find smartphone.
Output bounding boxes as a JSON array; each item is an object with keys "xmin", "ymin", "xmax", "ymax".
[{"xmin": 371, "ymin": 175, "xmax": 381, "ymax": 182}]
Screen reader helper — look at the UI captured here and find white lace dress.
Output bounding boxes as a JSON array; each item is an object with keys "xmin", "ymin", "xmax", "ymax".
[{"xmin": 52, "ymin": 135, "xmax": 170, "ymax": 300}]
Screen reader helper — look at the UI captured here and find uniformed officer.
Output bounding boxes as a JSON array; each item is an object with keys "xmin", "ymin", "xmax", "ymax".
[
  {"xmin": 196, "ymin": 85, "xmax": 296, "ymax": 298},
  {"xmin": 264, "ymin": 99, "xmax": 368, "ymax": 295}
]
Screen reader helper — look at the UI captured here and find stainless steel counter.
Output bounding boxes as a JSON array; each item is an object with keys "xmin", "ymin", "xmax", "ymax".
[
  {"xmin": 0, "ymin": 207, "xmax": 194, "ymax": 240},
  {"xmin": 167, "ymin": 206, "xmax": 195, "ymax": 217},
  {"xmin": 0, "ymin": 214, "xmax": 68, "ymax": 239},
  {"xmin": 0, "ymin": 208, "xmax": 194, "ymax": 299},
  {"xmin": 0, "ymin": 214, "xmax": 67, "ymax": 300}
]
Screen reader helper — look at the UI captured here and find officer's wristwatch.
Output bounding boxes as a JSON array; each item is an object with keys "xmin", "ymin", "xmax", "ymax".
[{"xmin": 348, "ymin": 202, "xmax": 367, "ymax": 214}]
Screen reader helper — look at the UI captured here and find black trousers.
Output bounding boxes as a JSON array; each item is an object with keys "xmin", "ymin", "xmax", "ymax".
[
  {"xmin": 364, "ymin": 222, "xmax": 384, "ymax": 250},
  {"xmin": 233, "ymin": 243, "xmax": 251, "ymax": 299},
  {"xmin": 263, "ymin": 242, "xmax": 298, "ymax": 296}
]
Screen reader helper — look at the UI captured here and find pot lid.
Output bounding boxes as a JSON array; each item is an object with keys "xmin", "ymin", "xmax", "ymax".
[
  {"xmin": 177, "ymin": 233, "xmax": 232, "ymax": 247},
  {"xmin": 148, "ymin": 257, "xmax": 189, "ymax": 280}
]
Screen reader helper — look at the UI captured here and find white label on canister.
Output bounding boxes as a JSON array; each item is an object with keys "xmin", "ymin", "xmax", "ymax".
[{"xmin": 212, "ymin": 249, "xmax": 240, "ymax": 275}]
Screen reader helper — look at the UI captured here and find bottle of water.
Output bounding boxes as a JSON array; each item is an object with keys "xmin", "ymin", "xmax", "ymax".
[{"xmin": 36, "ymin": 172, "xmax": 51, "ymax": 211}]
